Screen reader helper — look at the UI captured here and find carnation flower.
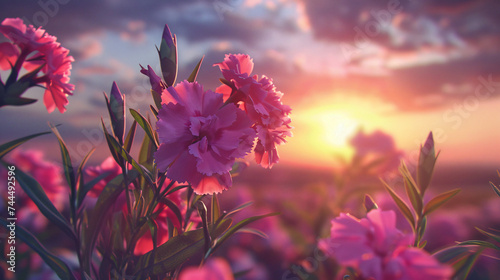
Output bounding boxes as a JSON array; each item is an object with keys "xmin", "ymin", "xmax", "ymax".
[
  {"xmin": 214, "ymin": 53, "xmax": 291, "ymax": 168},
  {"xmin": 0, "ymin": 17, "xmax": 74, "ymax": 113},
  {"xmin": 319, "ymin": 209, "xmax": 452, "ymax": 280},
  {"xmin": 154, "ymin": 81, "xmax": 256, "ymax": 194}
]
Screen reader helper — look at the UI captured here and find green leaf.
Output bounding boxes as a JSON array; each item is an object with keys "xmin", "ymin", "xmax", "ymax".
[
  {"xmin": 82, "ymin": 170, "xmax": 139, "ymax": 275},
  {"xmin": 134, "ymin": 218, "xmax": 231, "ymax": 277},
  {"xmin": 458, "ymin": 240, "xmax": 500, "ymax": 251},
  {"xmin": 151, "ymin": 89, "xmax": 163, "ymax": 111},
  {"xmin": 77, "ymin": 171, "xmax": 110, "ymax": 209},
  {"xmin": 2, "ymin": 162, "xmax": 75, "ymax": 240},
  {"xmin": 101, "ymin": 120, "xmax": 154, "ymax": 185},
  {"xmin": 196, "ymin": 200, "xmax": 211, "ymax": 254},
  {"xmin": 417, "ymin": 132, "xmax": 437, "ymax": 195},
  {"xmin": 130, "ymin": 109, "xmax": 158, "ymax": 149},
  {"xmin": 0, "ymin": 219, "xmax": 76, "ymax": 280},
  {"xmin": 423, "ymin": 188, "xmax": 461, "ymax": 216},
  {"xmin": 363, "ymin": 194, "xmax": 378, "ymax": 213},
  {"xmin": 211, "ymin": 193, "xmax": 221, "ymax": 224},
  {"xmin": 150, "ymin": 105, "xmax": 159, "ymax": 118},
  {"xmin": 187, "ymin": 56, "xmax": 204, "ymax": 83},
  {"xmin": 210, "ymin": 213, "xmax": 279, "ymax": 254},
  {"xmin": 76, "ymin": 147, "xmax": 96, "ymax": 208},
  {"xmin": 3, "ymin": 96, "xmax": 38, "ymax": 106},
  {"xmin": 138, "ymin": 132, "xmax": 155, "ymax": 170},
  {"xmin": 433, "ymin": 246, "xmax": 471, "ymax": 264},
  {"xmin": 381, "ymin": 179, "xmax": 415, "ymax": 229},
  {"xmin": 453, "ymin": 248, "xmax": 484, "ymax": 280},
  {"xmin": 0, "ymin": 131, "xmax": 51, "ymax": 160},
  {"xmin": 400, "ymin": 162, "xmax": 423, "ymax": 216},
  {"xmin": 124, "ymin": 120, "xmax": 138, "ymax": 153},
  {"xmin": 49, "ymin": 124, "xmax": 77, "ymax": 218},
  {"xmin": 236, "ymin": 228, "xmax": 269, "ymax": 239},
  {"xmin": 489, "ymin": 181, "xmax": 500, "ymax": 198},
  {"xmin": 476, "ymin": 227, "xmax": 500, "ymax": 244}
]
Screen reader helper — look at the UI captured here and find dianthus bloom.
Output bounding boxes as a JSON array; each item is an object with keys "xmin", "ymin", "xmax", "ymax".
[
  {"xmin": 319, "ymin": 209, "xmax": 452, "ymax": 280},
  {"xmin": 154, "ymin": 81, "xmax": 256, "ymax": 195},
  {"xmin": 214, "ymin": 54, "xmax": 292, "ymax": 168},
  {"xmin": 0, "ymin": 17, "xmax": 74, "ymax": 113},
  {"xmin": 178, "ymin": 257, "xmax": 234, "ymax": 280},
  {"xmin": 0, "ymin": 149, "xmax": 65, "ymax": 231}
]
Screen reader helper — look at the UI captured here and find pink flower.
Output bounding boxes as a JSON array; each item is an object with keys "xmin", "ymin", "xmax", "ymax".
[
  {"xmin": 140, "ymin": 64, "xmax": 165, "ymax": 94},
  {"xmin": 0, "ymin": 17, "xmax": 74, "ymax": 113},
  {"xmin": 319, "ymin": 209, "xmax": 452, "ymax": 280},
  {"xmin": 155, "ymin": 81, "xmax": 256, "ymax": 195},
  {"xmin": 178, "ymin": 257, "xmax": 234, "ymax": 280},
  {"xmin": 85, "ymin": 156, "xmax": 124, "ymax": 197},
  {"xmin": 38, "ymin": 43, "xmax": 75, "ymax": 113},
  {"xmin": 214, "ymin": 54, "xmax": 292, "ymax": 168},
  {"xmin": 0, "ymin": 149, "xmax": 65, "ymax": 231},
  {"xmin": 0, "ymin": 18, "xmax": 52, "ymax": 52},
  {"xmin": 0, "ymin": 42, "xmax": 19, "ymax": 70}
]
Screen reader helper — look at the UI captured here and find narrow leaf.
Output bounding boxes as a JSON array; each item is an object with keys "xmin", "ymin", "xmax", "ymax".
[
  {"xmin": 102, "ymin": 120, "xmax": 154, "ymax": 185},
  {"xmin": 211, "ymin": 213, "xmax": 279, "ymax": 253},
  {"xmin": 134, "ymin": 219, "xmax": 231, "ymax": 277},
  {"xmin": 453, "ymin": 248, "xmax": 484, "ymax": 280},
  {"xmin": 400, "ymin": 162, "xmax": 423, "ymax": 215},
  {"xmin": 196, "ymin": 201, "xmax": 211, "ymax": 254},
  {"xmin": 364, "ymin": 194, "xmax": 378, "ymax": 213},
  {"xmin": 49, "ymin": 124, "xmax": 76, "ymax": 193},
  {"xmin": 423, "ymin": 188, "xmax": 461, "ymax": 216},
  {"xmin": 0, "ymin": 219, "xmax": 76, "ymax": 280},
  {"xmin": 124, "ymin": 120, "xmax": 138, "ymax": 153},
  {"xmin": 211, "ymin": 193, "xmax": 221, "ymax": 224},
  {"xmin": 187, "ymin": 56, "xmax": 204, "ymax": 83},
  {"xmin": 458, "ymin": 240, "xmax": 500, "ymax": 251},
  {"xmin": 76, "ymin": 147, "xmax": 96, "ymax": 208},
  {"xmin": 130, "ymin": 108, "xmax": 158, "ymax": 149},
  {"xmin": 433, "ymin": 246, "xmax": 471, "ymax": 264},
  {"xmin": 3, "ymin": 162, "xmax": 75, "ymax": 240},
  {"xmin": 0, "ymin": 131, "xmax": 51, "ymax": 159},
  {"xmin": 476, "ymin": 227, "xmax": 500, "ymax": 244},
  {"xmin": 381, "ymin": 179, "xmax": 415, "ymax": 229},
  {"xmin": 489, "ymin": 181, "xmax": 500, "ymax": 198}
]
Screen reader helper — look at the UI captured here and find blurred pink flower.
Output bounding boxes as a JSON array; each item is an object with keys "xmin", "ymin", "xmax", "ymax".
[
  {"xmin": 0, "ymin": 42, "xmax": 19, "ymax": 70},
  {"xmin": 178, "ymin": 257, "xmax": 234, "ymax": 280},
  {"xmin": 85, "ymin": 156, "xmax": 124, "ymax": 197},
  {"xmin": 0, "ymin": 17, "xmax": 74, "ymax": 113},
  {"xmin": 214, "ymin": 54, "xmax": 292, "ymax": 168},
  {"xmin": 349, "ymin": 130, "xmax": 404, "ymax": 175},
  {"xmin": 155, "ymin": 81, "xmax": 256, "ymax": 194},
  {"xmin": 319, "ymin": 209, "xmax": 452, "ymax": 280},
  {"xmin": 0, "ymin": 149, "xmax": 65, "ymax": 231}
]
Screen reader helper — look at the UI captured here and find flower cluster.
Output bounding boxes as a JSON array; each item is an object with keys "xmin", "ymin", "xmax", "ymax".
[
  {"xmin": 143, "ymin": 44, "xmax": 292, "ymax": 195},
  {"xmin": 0, "ymin": 17, "xmax": 74, "ymax": 113},
  {"xmin": 319, "ymin": 209, "xmax": 453, "ymax": 280},
  {"xmin": 214, "ymin": 54, "xmax": 292, "ymax": 168}
]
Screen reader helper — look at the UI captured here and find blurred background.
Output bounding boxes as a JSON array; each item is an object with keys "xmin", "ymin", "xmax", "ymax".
[{"xmin": 1, "ymin": 0, "xmax": 500, "ymax": 279}]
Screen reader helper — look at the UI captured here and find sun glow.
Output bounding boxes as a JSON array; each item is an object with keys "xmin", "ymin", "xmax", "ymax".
[{"xmin": 279, "ymin": 93, "xmax": 396, "ymax": 168}]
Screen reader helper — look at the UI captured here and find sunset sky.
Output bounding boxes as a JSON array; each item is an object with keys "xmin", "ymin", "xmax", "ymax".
[{"xmin": 1, "ymin": 0, "xmax": 500, "ymax": 172}]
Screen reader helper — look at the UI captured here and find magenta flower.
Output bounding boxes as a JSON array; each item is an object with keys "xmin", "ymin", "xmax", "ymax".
[
  {"xmin": 85, "ymin": 156, "xmax": 124, "ymax": 197},
  {"xmin": 154, "ymin": 81, "xmax": 256, "ymax": 195},
  {"xmin": 0, "ymin": 17, "xmax": 74, "ymax": 113},
  {"xmin": 140, "ymin": 64, "xmax": 165, "ymax": 94},
  {"xmin": 178, "ymin": 257, "xmax": 234, "ymax": 280},
  {"xmin": 319, "ymin": 209, "xmax": 452, "ymax": 280},
  {"xmin": 0, "ymin": 42, "xmax": 19, "ymax": 70},
  {"xmin": 214, "ymin": 53, "xmax": 292, "ymax": 168}
]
